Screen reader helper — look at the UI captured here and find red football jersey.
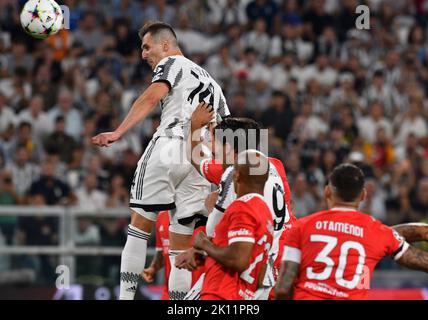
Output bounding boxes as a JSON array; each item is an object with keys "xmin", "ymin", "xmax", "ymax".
[
  {"xmin": 201, "ymin": 193, "xmax": 274, "ymax": 300},
  {"xmin": 200, "ymin": 156, "xmax": 296, "ymax": 299},
  {"xmin": 155, "ymin": 211, "xmax": 171, "ymax": 300},
  {"xmin": 282, "ymin": 208, "xmax": 409, "ymax": 300}
]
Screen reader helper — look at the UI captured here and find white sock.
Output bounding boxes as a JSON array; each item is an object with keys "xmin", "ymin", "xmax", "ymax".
[
  {"xmin": 119, "ymin": 224, "xmax": 150, "ymax": 300},
  {"xmin": 168, "ymin": 250, "xmax": 192, "ymax": 300}
]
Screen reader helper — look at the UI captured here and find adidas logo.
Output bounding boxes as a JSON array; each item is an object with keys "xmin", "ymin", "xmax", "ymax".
[
  {"xmin": 126, "ymin": 285, "xmax": 137, "ymax": 293},
  {"xmin": 46, "ymin": 16, "xmax": 52, "ymax": 22}
]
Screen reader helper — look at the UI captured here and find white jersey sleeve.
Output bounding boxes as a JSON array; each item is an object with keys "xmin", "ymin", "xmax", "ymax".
[
  {"xmin": 150, "ymin": 55, "xmax": 230, "ymax": 139},
  {"xmin": 152, "ymin": 56, "xmax": 184, "ymax": 90},
  {"xmin": 214, "ymin": 166, "xmax": 236, "ymax": 212}
]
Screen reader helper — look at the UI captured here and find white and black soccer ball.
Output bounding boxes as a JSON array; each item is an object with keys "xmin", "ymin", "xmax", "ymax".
[{"xmin": 20, "ymin": 0, "xmax": 63, "ymax": 40}]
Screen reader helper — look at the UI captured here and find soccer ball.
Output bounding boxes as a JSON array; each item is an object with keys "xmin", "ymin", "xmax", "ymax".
[{"xmin": 20, "ymin": 0, "xmax": 63, "ymax": 40}]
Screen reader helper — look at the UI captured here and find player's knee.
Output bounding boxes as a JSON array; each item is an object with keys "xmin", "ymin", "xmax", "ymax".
[
  {"xmin": 169, "ymin": 230, "xmax": 193, "ymax": 250},
  {"xmin": 130, "ymin": 209, "xmax": 154, "ymax": 233}
]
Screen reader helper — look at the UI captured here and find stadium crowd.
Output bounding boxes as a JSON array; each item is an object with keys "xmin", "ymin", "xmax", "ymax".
[{"xmin": 1, "ymin": 0, "xmax": 428, "ymax": 283}]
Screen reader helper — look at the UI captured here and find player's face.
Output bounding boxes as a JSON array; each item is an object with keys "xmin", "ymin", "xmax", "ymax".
[{"xmin": 141, "ymin": 34, "xmax": 164, "ymax": 70}]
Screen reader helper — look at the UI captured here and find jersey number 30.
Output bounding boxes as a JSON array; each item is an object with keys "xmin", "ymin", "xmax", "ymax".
[{"xmin": 307, "ymin": 235, "xmax": 366, "ymax": 289}]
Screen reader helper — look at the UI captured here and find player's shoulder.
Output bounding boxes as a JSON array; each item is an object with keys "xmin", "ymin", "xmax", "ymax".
[
  {"xmin": 231, "ymin": 193, "xmax": 269, "ymax": 212},
  {"xmin": 220, "ymin": 165, "xmax": 234, "ymax": 181},
  {"xmin": 268, "ymin": 157, "xmax": 287, "ymax": 175}
]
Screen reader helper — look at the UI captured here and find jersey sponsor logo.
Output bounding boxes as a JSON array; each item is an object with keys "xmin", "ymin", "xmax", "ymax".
[
  {"xmin": 228, "ymin": 228, "xmax": 252, "ymax": 238},
  {"xmin": 303, "ymin": 281, "xmax": 349, "ymax": 298}
]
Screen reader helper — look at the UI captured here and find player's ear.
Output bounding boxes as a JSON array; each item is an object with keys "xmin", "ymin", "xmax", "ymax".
[
  {"xmin": 162, "ymin": 40, "xmax": 169, "ymax": 52},
  {"xmin": 324, "ymin": 185, "xmax": 332, "ymax": 200},
  {"xmin": 359, "ymin": 188, "xmax": 367, "ymax": 202},
  {"xmin": 224, "ymin": 143, "xmax": 233, "ymax": 164}
]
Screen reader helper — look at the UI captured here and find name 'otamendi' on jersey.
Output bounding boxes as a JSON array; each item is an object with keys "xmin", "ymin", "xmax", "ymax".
[{"xmin": 151, "ymin": 55, "xmax": 230, "ymax": 139}]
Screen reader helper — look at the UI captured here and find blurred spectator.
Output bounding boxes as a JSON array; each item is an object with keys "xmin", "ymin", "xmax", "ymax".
[
  {"xmin": 17, "ymin": 194, "xmax": 58, "ymax": 282},
  {"xmin": 205, "ymin": 44, "xmax": 236, "ymax": 88},
  {"xmin": 245, "ymin": 0, "xmax": 278, "ymax": 34},
  {"xmin": 0, "ymin": 67, "xmax": 32, "ymax": 113},
  {"xmin": 301, "ymin": 101, "xmax": 329, "ymax": 141},
  {"xmin": 75, "ymin": 218, "xmax": 100, "ymax": 246},
  {"xmin": 408, "ymin": 178, "xmax": 428, "ymax": 222},
  {"xmin": 84, "ymin": 154, "xmax": 110, "ymax": 192},
  {"xmin": 145, "ymin": 0, "xmax": 177, "ymax": 27},
  {"xmin": 72, "ymin": 12, "xmax": 105, "ymax": 54},
  {"xmin": 363, "ymin": 69, "xmax": 401, "ymax": 116},
  {"xmin": 44, "ymin": 115, "xmax": 77, "ymax": 164},
  {"xmin": 269, "ymin": 22, "xmax": 314, "ymax": 64},
  {"xmin": 7, "ymin": 145, "xmax": 39, "ymax": 199},
  {"xmin": 393, "ymin": 99, "xmax": 428, "ymax": 147},
  {"xmin": 10, "ymin": 121, "xmax": 44, "ymax": 164},
  {"xmin": 260, "ymin": 91, "xmax": 295, "ymax": 141},
  {"xmin": 175, "ymin": 13, "xmax": 210, "ymax": 55},
  {"xmin": 0, "ymin": 93, "xmax": 16, "ymax": 135},
  {"xmin": 74, "ymin": 216, "xmax": 101, "ymax": 278},
  {"xmin": 357, "ymin": 101, "xmax": 393, "ymax": 144},
  {"xmin": 106, "ymin": 174, "xmax": 129, "ymax": 208},
  {"xmin": 17, "ymin": 95, "xmax": 52, "ymax": 141},
  {"xmin": 360, "ymin": 178, "xmax": 387, "ymax": 222},
  {"xmin": 241, "ymin": 18, "xmax": 270, "ymax": 61},
  {"xmin": 27, "ymin": 161, "xmax": 77, "ymax": 206},
  {"xmin": 209, "ymin": 0, "xmax": 248, "ymax": 28},
  {"xmin": 363, "ymin": 127, "xmax": 395, "ymax": 172},
  {"xmin": 291, "ymin": 173, "xmax": 317, "ymax": 218},
  {"xmin": 302, "ymin": 0, "xmax": 335, "ymax": 38},
  {"xmin": 75, "ymin": 173, "xmax": 107, "ymax": 212},
  {"xmin": 270, "ymin": 52, "xmax": 301, "ymax": 91},
  {"xmin": 0, "ymin": 170, "xmax": 18, "ymax": 244},
  {"xmin": 47, "ymin": 88, "xmax": 83, "ymax": 141}
]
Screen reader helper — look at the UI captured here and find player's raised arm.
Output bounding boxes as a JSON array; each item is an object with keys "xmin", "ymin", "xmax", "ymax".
[
  {"xmin": 275, "ymin": 261, "xmax": 299, "ymax": 300},
  {"xmin": 189, "ymin": 102, "xmax": 215, "ymax": 173},
  {"xmin": 392, "ymin": 223, "xmax": 428, "ymax": 243},
  {"xmin": 91, "ymin": 82, "xmax": 169, "ymax": 147},
  {"xmin": 396, "ymin": 245, "xmax": 428, "ymax": 273}
]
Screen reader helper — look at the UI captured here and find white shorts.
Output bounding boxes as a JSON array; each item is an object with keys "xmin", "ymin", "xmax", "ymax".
[{"xmin": 130, "ymin": 137, "xmax": 210, "ymax": 235}]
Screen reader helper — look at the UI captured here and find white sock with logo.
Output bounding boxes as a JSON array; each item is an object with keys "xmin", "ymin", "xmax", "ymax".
[
  {"xmin": 119, "ymin": 225, "xmax": 150, "ymax": 300},
  {"xmin": 168, "ymin": 250, "xmax": 192, "ymax": 300}
]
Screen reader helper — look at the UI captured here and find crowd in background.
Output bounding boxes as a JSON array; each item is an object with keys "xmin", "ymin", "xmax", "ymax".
[{"xmin": 1, "ymin": 0, "xmax": 428, "ymax": 283}]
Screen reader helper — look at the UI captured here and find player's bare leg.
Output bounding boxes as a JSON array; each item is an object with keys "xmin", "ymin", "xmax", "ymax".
[
  {"xmin": 119, "ymin": 210, "xmax": 154, "ymax": 300},
  {"xmin": 168, "ymin": 224, "xmax": 193, "ymax": 300}
]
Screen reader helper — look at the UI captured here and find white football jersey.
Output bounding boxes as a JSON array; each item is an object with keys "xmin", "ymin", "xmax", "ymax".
[{"xmin": 151, "ymin": 55, "xmax": 230, "ymax": 139}]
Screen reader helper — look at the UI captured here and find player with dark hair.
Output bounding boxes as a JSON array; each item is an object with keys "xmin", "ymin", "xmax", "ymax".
[
  {"xmin": 193, "ymin": 150, "xmax": 274, "ymax": 300},
  {"xmin": 275, "ymin": 163, "xmax": 428, "ymax": 300},
  {"xmin": 176, "ymin": 103, "xmax": 295, "ymax": 300},
  {"xmin": 92, "ymin": 21, "xmax": 230, "ymax": 300}
]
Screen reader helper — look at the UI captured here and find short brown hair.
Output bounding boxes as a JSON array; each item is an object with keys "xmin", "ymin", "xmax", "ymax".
[{"xmin": 138, "ymin": 21, "xmax": 177, "ymax": 42}]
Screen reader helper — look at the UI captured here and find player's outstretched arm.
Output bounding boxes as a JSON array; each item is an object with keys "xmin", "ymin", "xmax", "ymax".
[
  {"xmin": 189, "ymin": 102, "xmax": 214, "ymax": 174},
  {"xmin": 275, "ymin": 261, "xmax": 299, "ymax": 300},
  {"xmin": 92, "ymin": 82, "xmax": 169, "ymax": 147},
  {"xmin": 193, "ymin": 231, "xmax": 253, "ymax": 273},
  {"xmin": 142, "ymin": 250, "xmax": 164, "ymax": 283},
  {"xmin": 396, "ymin": 245, "xmax": 428, "ymax": 273},
  {"xmin": 392, "ymin": 223, "xmax": 428, "ymax": 243}
]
